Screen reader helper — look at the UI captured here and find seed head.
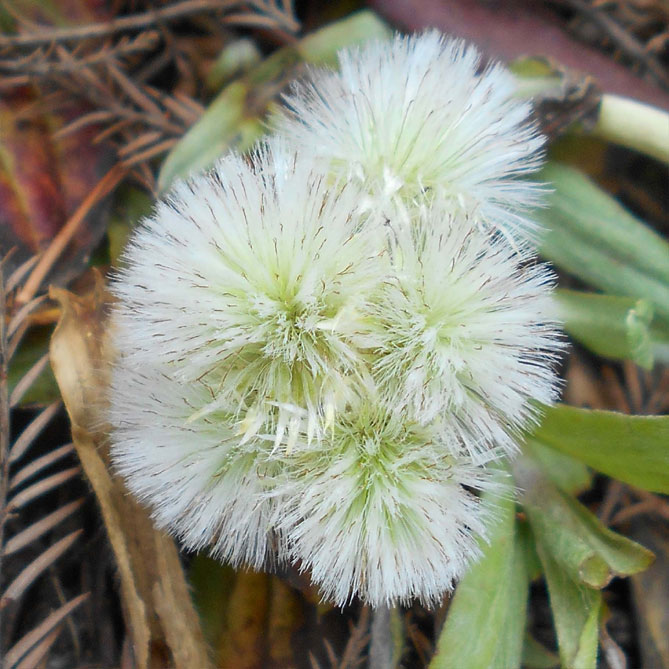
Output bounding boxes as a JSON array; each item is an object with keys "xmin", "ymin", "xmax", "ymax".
[{"xmin": 277, "ymin": 30, "xmax": 545, "ymax": 243}]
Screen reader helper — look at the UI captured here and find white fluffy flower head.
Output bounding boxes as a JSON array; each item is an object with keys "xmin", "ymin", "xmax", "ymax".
[
  {"xmin": 113, "ymin": 141, "xmax": 384, "ymax": 450},
  {"xmin": 110, "ymin": 363, "xmax": 284, "ymax": 568},
  {"xmin": 276, "ymin": 402, "xmax": 498, "ymax": 607},
  {"xmin": 108, "ymin": 30, "xmax": 564, "ymax": 610},
  {"xmin": 366, "ymin": 205, "xmax": 562, "ymax": 458},
  {"xmin": 277, "ymin": 30, "xmax": 545, "ymax": 243}
]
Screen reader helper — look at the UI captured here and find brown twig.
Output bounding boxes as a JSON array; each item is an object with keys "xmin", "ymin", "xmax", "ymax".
[
  {"xmin": 610, "ymin": 496, "xmax": 669, "ymax": 525},
  {"xmin": 598, "ymin": 479, "xmax": 626, "ymax": 524},
  {"xmin": 0, "ymin": 32, "xmax": 160, "ymax": 75},
  {"xmin": 15, "ymin": 164, "xmax": 129, "ymax": 306},
  {"xmin": 556, "ymin": 0, "xmax": 669, "ymax": 88},
  {"xmin": 338, "ymin": 606, "xmax": 371, "ymax": 669},
  {"xmin": 0, "ymin": 0, "xmax": 299, "ymax": 48}
]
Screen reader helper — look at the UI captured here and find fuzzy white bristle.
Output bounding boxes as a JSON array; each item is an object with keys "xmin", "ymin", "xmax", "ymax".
[
  {"xmin": 364, "ymin": 205, "xmax": 563, "ymax": 459},
  {"xmin": 276, "ymin": 30, "xmax": 545, "ymax": 244}
]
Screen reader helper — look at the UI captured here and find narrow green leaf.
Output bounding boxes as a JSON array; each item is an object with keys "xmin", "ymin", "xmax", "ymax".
[
  {"xmin": 539, "ymin": 162, "xmax": 669, "ymax": 288},
  {"xmin": 431, "ymin": 480, "xmax": 527, "ymax": 669},
  {"xmin": 531, "ymin": 404, "xmax": 669, "ymax": 493},
  {"xmin": 540, "ymin": 220, "xmax": 669, "ymax": 325},
  {"xmin": 158, "ymin": 11, "xmax": 391, "ymax": 189},
  {"xmin": 206, "ymin": 38, "xmax": 261, "ymax": 91},
  {"xmin": 296, "ymin": 10, "xmax": 391, "ymax": 63},
  {"xmin": 158, "ymin": 82, "xmax": 262, "ymax": 190},
  {"xmin": 490, "ymin": 537, "xmax": 528, "ymax": 669},
  {"xmin": 524, "ymin": 438, "xmax": 592, "ymax": 495},
  {"xmin": 651, "ymin": 321, "xmax": 669, "ymax": 364},
  {"xmin": 540, "ymin": 546, "xmax": 602, "ymax": 669},
  {"xmin": 554, "ymin": 289, "xmax": 654, "ymax": 369},
  {"xmin": 514, "ymin": 458, "xmax": 654, "ymax": 590}
]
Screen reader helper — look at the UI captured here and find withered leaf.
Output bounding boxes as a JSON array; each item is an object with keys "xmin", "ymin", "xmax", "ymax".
[
  {"xmin": 49, "ymin": 275, "xmax": 212, "ymax": 669},
  {"xmin": 0, "ymin": 87, "xmax": 113, "ymax": 286}
]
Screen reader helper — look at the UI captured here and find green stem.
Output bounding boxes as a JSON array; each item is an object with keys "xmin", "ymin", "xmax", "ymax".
[{"xmin": 591, "ymin": 94, "xmax": 669, "ymax": 165}]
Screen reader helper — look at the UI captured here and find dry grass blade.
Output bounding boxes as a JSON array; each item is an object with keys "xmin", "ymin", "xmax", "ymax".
[
  {"xmin": 5, "ymin": 321, "xmax": 30, "ymax": 369},
  {"xmin": 14, "ymin": 624, "xmax": 62, "ymax": 669},
  {"xmin": 0, "ymin": 32, "xmax": 161, "ymax": 78},
  {"xmin": 117, "ymin": 130, "xmax": 163, "ymax": 158},
  {"xmin": 7, "ymin": 467, "xmax": 81, "ymax": 512},
  {"xmin": 5, "ymin": 258, "xmax": 38, "ymax": 296},
  {"xmin": 1, "ymin": 530, "xmax": 82, "ymax": 609},
  {"xmin": 52, "ymin": 110, "xmax": 116, "ymax": 141},
  {"xmin": 156, "ymin": 89, "xmax": 203, "ymax": 124},
  {"xmin": 106, "ymin": 62, "xmax": 164, "ymax": 118},
  {"xmin": 8, "ymin": 354, "xmax": 51, "ymax": 408},
  {"xmin": 6, "ymin": 296, "xmax": 48, "ymax": 340},
  {"xmin": 3, "ymin": 499, "xmax": 85, "ymax": 557},
  {"xmin": 560, "ymin": 0, "xmax": 669, "ymax": 88},
  {"xmin": 0, "ymin": 0, "xmax": 299, "ymax": 47},
  {"xmin": 15, "ymin": 165, "xmax": 128, "ymax": 306},
  {"xmin": 339, "ymin": 606, "xmax": 372, "ymax": 669},
  {"xmin": 8, "ymin": 403, "xmax": 61, "ymax": 464},
  {"xmin": 2, "ymin": 259, "xmax": 86, "ymax": 668},
  {"xmin": 121, "ymin": 138, "xmax": 178, "ymax": 167},
  {"xmin": 3, "ymin": 593, "xmax": 89, "ymax": 668},
  {"xmin": 9, "ymin": 443, "xmax": 75, "ymax": 491}
]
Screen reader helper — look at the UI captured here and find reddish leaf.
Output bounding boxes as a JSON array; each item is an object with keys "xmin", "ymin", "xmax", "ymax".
[
  {"xmin": 0, "ymin": 0, "xmax": 115, "ymax": 283},
  {"xmin": 369, "ymin": 0, "xmax": 669, "ymax": 110},
  {"xmin": 0, "ymin": 86, "xmax": 113, "ymax": 284}
]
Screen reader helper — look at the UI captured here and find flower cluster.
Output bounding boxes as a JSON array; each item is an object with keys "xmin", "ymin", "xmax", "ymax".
[{"xmin": 109, "ymin": 31, "xmax": 561, "ymax": 607}]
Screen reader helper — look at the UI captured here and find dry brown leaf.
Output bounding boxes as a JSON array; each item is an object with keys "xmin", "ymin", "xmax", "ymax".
[
  {"xmin": 527, "ymin": 60, "xmax": 603, "ymax": 140},
  {"xmin": 48, "ymin": 274, "xmax": 212, "ymax": 669},
  {"xmin": 4, "ymin": 592, "xmax": 90, "ymax": 668}
]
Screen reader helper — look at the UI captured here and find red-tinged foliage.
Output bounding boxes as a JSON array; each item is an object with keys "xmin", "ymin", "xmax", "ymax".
[
  {"xmin": 369, "ymin": 0, "xmax": 669, "ymax": 110},
  {"xmin": 0, "ymin": 87, "xmax": 113, "ymax": 284}
]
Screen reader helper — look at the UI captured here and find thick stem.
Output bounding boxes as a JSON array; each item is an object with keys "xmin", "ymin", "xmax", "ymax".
[{"xmin": 592, "ymin": 94, "xmax": 669, "ymax": 165}]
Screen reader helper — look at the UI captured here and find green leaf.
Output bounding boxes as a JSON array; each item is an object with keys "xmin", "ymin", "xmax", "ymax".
[
  {"xmin": 524, "ymin": 438, "xmax": 592, "ymax": 495},
  {"xmin": 531, "ymin": 404, "xmax": 669, "ymax": 493},
  {"xmin": 522, "ymin": 634, "xmax": 560, "ymax": 669},
  {"xmin": 107, "ymin": 184, "xmax": 154, "ymax": 265},
  {"xmin": 206, "ymin": 38, "xmax": 262, "ymax": 91},
  {"xmin": 514, "ymin": 458, "xmax": 654, "ymax": 590},
  {"xmin": 540, "ymin": 546, "xmax": 602, "ymax": 669},
  {"xmin": 157, "ymin": 11, "xmax": 391, "ymax": 189},
  {"xmin": 431, "ymin": 478, "xmax": 527, "ymax": 669},
  {"xmin": 591, "ymin": 94, "xmax": 669, "ymax": 165},
  {"xmin": 538, "ymin": 162, "xmax": 669, "ymax": 324},
  {"xmin": 157, "ymin": 82, "xmax": 263, "ymax": 191},
  {"xmin": 650, "ymin": 321, "xmax": 669, "ymax": 365},
  {"xmin": 554, "ymin": 289, "xmax": 654, "ymax": 369},
  {"xmin": 540, "ymin": 162, "xmax": 669, "ymax": 285},
  {"xmin": 514, "ymin": 460, "xmax": 604, "ymax": 669}
]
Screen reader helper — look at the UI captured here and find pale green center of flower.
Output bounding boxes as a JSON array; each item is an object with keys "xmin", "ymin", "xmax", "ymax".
[{"xmin": 258, "ymin": 296, "xmax": 329, "ymax": 365}]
